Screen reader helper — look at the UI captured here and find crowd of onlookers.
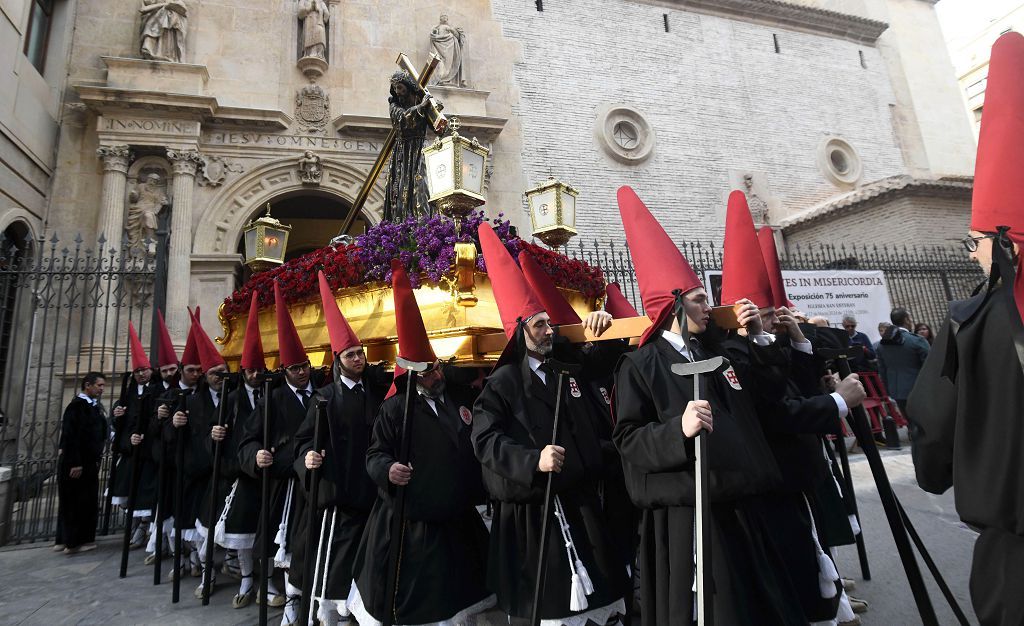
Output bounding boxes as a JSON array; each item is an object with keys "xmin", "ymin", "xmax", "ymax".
[{"xmin": 810, "ymin": 308, "xmax": 932, "ymax": 421}]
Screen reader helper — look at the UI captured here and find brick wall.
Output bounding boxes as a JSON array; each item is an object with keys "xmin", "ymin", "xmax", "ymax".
[
  {"xmin": 782, "ymin": 193, "xmax": 971, "ymax": 249},
  {"xmin": 492, "ymin": 0, "xmax": 908, "ymax": 243}
]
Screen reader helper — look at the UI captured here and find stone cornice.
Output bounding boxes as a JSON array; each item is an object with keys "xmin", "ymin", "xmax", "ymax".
[
  {"xmin": 75, "ymin": 85, "xmax": 292, "ymax": 131},
  {"xmin": 332, "ymin": 113, "xmax": 508, "ymax": 143},
  {"xmin": 779, "ymin": 175, "xmax": 973, "ymax": 229},
  {"xmin": 647, "ymin": 0, "xmax": 889, "ymax": 45}
]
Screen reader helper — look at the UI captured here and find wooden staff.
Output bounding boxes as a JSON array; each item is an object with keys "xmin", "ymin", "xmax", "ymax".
[
  {"xmin": 258, "ymin": 376, "xmax": 272, "ymax": 626},
  {"xmin": 202, "ymin": 373, "xmax": 235, "ymax": 605},
  {"xmin": 171, "ymin": 388, "xmax": 192, "ymax": 603},
  {"xmin": 299, "ymin": 398, "xmax": 328, "ymax": 623},
  {"xmin": 382, "ymin": 357, "xmax": 430, "ymax": 626},
  {"xmin": 120, "ymin": 387, "xmax": 149, "ymax": 578}
]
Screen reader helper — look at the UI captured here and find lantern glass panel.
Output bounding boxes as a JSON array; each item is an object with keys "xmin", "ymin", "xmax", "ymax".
[
  {"xmin": 562, "ymin": 192, "xmax": 576, "ymax": 228},
  {"xmin": 263, "ymin": 227, "xmax": 287, "ymax": 262},
  {"xmin": 426, "ymin": 144, "xmax": 455, "ymax": 196},
  {"xmin": 460, "ymin": 148, "xmax": 485, "ymax": 195},
  {"xmin": 531, "ymin": 189, "xmax": 558, "ymax": 229},
  {"xmin": 244, "ymin": 228, "xmax": 258, "ymax": 261}
]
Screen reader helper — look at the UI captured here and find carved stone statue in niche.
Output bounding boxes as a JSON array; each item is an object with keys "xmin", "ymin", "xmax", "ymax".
[
  {"xmin": 298, "ymin": 0, "xmax": 330, "ymax": 60},
  {"xmin": 298, "ymin": 151, "xmax": 323, "ymax": 185},
  {"xmin": 139, "ymin": 0, "xmax": 188, "ymax": 63},
  {"xmin": 743, "ymin": 173, "xmax": 770, "ymax": 225},
  {"xmin": 430, "ymin": 14, "xmax": 466, "ymax": 87},
  {"xmin": 126, "ymin": 172, "xmax": 169, "ymax": 252}
]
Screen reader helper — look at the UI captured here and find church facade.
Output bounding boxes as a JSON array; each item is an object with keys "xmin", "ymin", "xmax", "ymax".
[{"xmin": 2, "ymin": 0, "xmax": 975, "ymax": 346}]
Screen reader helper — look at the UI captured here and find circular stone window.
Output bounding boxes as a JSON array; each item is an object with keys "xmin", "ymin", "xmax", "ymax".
[
  {"xmin": 817, "ymin": 136, "xmax": 863, "ymax": 187},
  {"xmin": 595, "ymin": 105, "xmax": 655, "ymax": 164}
]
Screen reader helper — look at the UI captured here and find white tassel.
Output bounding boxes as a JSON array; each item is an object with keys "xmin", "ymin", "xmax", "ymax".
[
  {"xmin": 570, "ymin": 573, "xmax": 589, "ymax": 611},
  {"xmin": 817, "ymin": 552, "xmax": 839, "ymax": 599},
  {"xmin": 575, "ymin": 559, "xmax": 595, "ymax": 595}
]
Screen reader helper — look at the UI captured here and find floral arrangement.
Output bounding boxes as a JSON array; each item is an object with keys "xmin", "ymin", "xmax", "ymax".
[{"xmin": 221, "ymin": 212, "xmax": 605, "ymax": 318}]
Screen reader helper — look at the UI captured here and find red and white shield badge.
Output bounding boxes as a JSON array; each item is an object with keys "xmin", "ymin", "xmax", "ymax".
[
  {"xmin": 599, "ymin": 386, "xmax": 611, "ymax": 405},
  {"xmin": 722, "ymin": 366, "xmax": 742, "ymax": 390},
  {"xmin": 459, "ymin": 405, "xmax": 473, "ymax": 425},
  {"xmin": 568, "ymin": 377, "xmax": 582, "ymax": 398}
]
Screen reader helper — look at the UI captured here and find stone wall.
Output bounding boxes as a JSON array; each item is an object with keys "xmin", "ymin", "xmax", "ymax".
[{"xmin": 492, "ymin": 0, "xmax": 908, "ymax": 243}]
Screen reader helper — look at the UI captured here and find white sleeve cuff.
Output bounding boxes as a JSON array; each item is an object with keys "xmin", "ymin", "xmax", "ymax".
[
  {"xmin": 791, "ymin": 339, "xmax": 813, "ymax": 355},
  {"xmin": 749, "ymin": 333, "xmax": 775, "ymax": 346},
  {"xmin": 830, "ymin": 392, "xmax": 850, "ymax": 419}
]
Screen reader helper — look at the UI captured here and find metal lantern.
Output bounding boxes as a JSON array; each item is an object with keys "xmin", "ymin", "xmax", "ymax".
[
  {"xmin": 421, "ymin": 123, "xmax": 490, "ymax": 223},
  {"xmin": 525, "ymin": 176, "xmax": 578, "ymax": 248},
  {"xmin": 243, "ymin": 203, "xmax": 291, "ymax": 272}
]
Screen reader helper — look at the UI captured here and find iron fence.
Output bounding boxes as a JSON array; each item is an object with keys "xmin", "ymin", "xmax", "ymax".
[
  {"xmin": 561, "ymin": 239, "xmax": 986, "ymax": 332},
  {"xmin": 0, "ymin": 226, "xmax": 168, "ymax": 545}
]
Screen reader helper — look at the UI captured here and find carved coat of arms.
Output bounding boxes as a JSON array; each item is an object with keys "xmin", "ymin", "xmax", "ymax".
[{"xmin": 295, "ymin": 84, "xmax": 330, "ymax": 134}]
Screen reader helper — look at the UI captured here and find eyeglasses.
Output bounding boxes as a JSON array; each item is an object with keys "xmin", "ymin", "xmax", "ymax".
[
  {"xmin": 962, "ymin": 234, "xmax": 994, "ymax": 252},
  {"xmin": 285, "ymin": 361, "xmax": 311, "ymax": 373}
]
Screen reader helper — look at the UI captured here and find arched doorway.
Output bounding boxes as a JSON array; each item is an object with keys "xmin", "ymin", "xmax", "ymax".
[{"xmin": 233, "ymin": 189, "xmax": 373, "ymax": 285}]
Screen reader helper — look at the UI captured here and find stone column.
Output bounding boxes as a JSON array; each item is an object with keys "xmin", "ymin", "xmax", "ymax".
[
  {"xmin": 165, "ymin": 149, "xmax": 202, "ymax": 341},
  {"xmin": 95, "ymin": 145, "xmax": 133, "ymax": 252}
]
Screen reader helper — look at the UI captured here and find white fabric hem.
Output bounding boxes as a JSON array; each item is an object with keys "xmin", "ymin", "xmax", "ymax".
[
  {"xmin": 347, "ymin": 584, "xmax": 496, "ymax": 626},
  {"xmin": 133, "ymin": 509, "xmax": 152, "ymax": 518},
  {"xmin": 539, "ymin": 598, "xmax": 626, "ymax": 626}
]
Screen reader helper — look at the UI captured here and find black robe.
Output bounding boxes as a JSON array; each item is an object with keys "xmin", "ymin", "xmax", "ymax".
[
  {"xmin": 237, "ymin": 382, "xmax": 310, "ymax": 562},
  {"xmin": 907, "ymin": 283, "xmax": 1024, "ymax": 625},
  {"xmin": 56, "ymin": 397, "xmax": 107, "ymax": 548},
  {"xmin": 111, "ymin": 381, "xmax": 160, "ymax": 513},
  {"xmin": 215, "ymin": 385, "xmax": 260, "ymax": 541},
  {"xmin": 353, "ymin": 381, "xmax": 491, "ymax": 624},
  {"xmin": 719, "ymin": 335, "xmax": 844, "ymax": 623},
  {"xmin": 473, "ymin": 352, "xmax": 629, "ymax": 620},
  {"xmin": 291, "ymin": 364, "xmax": 390, "ymax": 598},
  {"xmin": 151, "ymin": 383, "xmax": 196, "ymax": 527},
  {"xmin": 186, "ymin": 385, "xmax": 233, "ymax": 533},
  {"xmin": 612, "ymin": 335, "xmax": 807, "ymax": 626}
]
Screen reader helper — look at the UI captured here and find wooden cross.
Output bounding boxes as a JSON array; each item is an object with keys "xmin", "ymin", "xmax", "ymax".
[{"xmin": 338, "ymin": 53, "xmax": 448, "ymax": 235}]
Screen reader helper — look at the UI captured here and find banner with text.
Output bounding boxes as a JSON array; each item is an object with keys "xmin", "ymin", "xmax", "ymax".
[{"xmin": 704, "ymin": 269, "xmax": 892, "ymax": 341}]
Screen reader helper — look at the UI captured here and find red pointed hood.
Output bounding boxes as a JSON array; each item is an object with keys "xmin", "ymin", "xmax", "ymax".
[
  {"xmin": 318, "ymin": 271, "xmax": 361, "ymax": 355},
  {"xmin": 721, "ymin": 191, "xmax": 773, "ymax": 308},
  {"xmin": 518, "ymin": 250, "xmax": 581, "ymax": 326},
  {"xmin": 391, "ymin": 260, "xmax": 437, "ymax": 364},
  {"xmin": 180, "ymin": 307, "xmax": 201, "ymax": 367},
  {"xmin": 971, "ymin": 31, "xmax": 1024, "ymax": 323},
  {"xmin": 479, "ymin": 223, "xmax": 545, "ymax": 338},
  {"xmin": 274, "ymin": 281, "xmax": 308, "ymax": 367},
  {"xmin": 617, "ymin": 186, "xmax": 702, "ymax": 345},
  {"xmin": 155, "ymin": 310, "xmax": 178, "ymax": 367},
  {"xmin": 757, "ymin": 227, "xmax": 795, "ymax": 309},
  {"xmin": 239, "ymin": 293, "xmax": 266, "ymax": 371},
  {"xmin": 127, "ymin": 321, "xmax": 151, "ymax": 371},
  {"xmin": 604, "ymin": 282, "xmax": 640, "ymax": 319},
  {"xmin": 189, "ymin": 308, "xmax": 226, "ymax": 372}
]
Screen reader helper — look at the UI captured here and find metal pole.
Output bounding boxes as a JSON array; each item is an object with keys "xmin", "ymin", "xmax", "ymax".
[
  {"xmin": 299, "ymin": 398, "xmax": 326, "ymax": 622},
  {"xmin": 258, "ymin": 377, "xmax": 271, "ymax": 626},
  {"xmin": 832, "ymin": 437, "xmax": 871, "ymax": 581}
]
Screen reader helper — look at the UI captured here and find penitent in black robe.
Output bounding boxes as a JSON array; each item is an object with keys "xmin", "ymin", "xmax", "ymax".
[
  {"xmin": 213, "ymin": 386, "xmax": 260, "ymax": 547},
  {"xmin": 111, "ymin": 381, "xmax": 161, "ymax": 515},
  {"xmin": 352, "ymin": 381, "xmax": 493, "ymax": 624},
  {"xmin": 56, "ymin": 396, "xmax": 107, "ymax": 549},
  {"xmin": 473, "ymin": 351, "xmax": 629, "ymax": 622},
  {"xmin": 612, "ymin": 335, "xmax": 807, "ymax": 626},
  {"xmin": 237, "ymin": 383, "xmax": 310, "ymax": 563},
  {"xmin": 907, "ymin": 283, "xmax": 1024, "ymax": 626},
  {"xmin": 290, "ymin": 364, "xmax": 390, "ymax": 599}
]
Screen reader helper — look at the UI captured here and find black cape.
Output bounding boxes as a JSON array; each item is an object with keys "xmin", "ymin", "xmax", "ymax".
[
  {"xmin": 612, "ymin": 335, "xmax": 805, "ymax": 626},
  {"xmin": 56, "ymin": 396, "xmax": 107, "ymax": 548},
  {"xmin": 237, "ymin": 382, "xmax": 310, "ymax": 560},
  {"xmin": 908, "ymin": 283, "xmax": 1024, "ymax": 625},
  {"xmin": 473, "ymin": 351, "xmax": 629, "ymax": 620},
  {"xmin": 352, "ymin": 381, "xmax": 492, "ymax": 624},
  {"xmin": 290, "ymin": 364, "xmax": 389, "ymax": 598}
]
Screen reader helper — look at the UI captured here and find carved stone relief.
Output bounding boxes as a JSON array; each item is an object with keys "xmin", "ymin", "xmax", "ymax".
[
  {"xmin": 198, "ymin": 154, "xmax": 244, "ymax": 187},
  {"xmin": 295, "ymin": 84, "xmax": 330, "ymax": 134},
  {"xmin": 297, "ymin": 151, "xmax": 323, "ymax": 185}
]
